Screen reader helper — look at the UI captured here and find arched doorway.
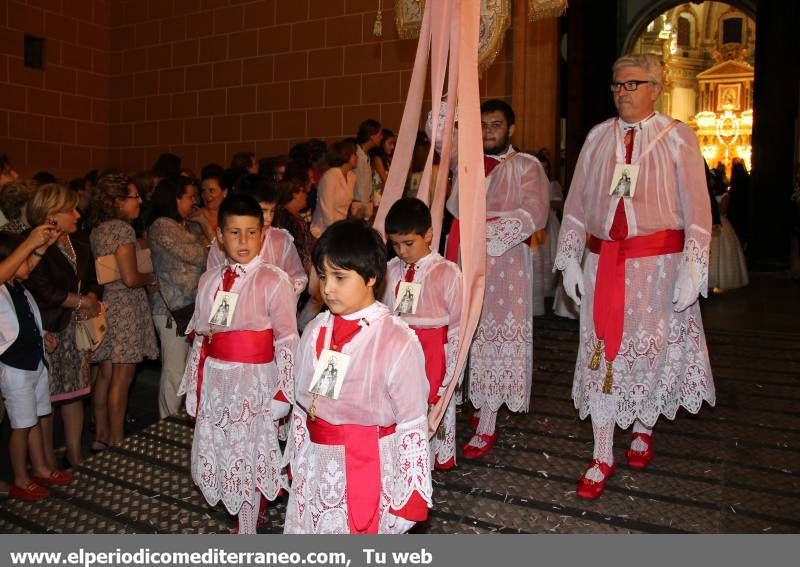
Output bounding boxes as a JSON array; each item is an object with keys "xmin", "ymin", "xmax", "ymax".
[{"xmin": 626, "ymin": 2, "xmax": 757, "ymax": 175}]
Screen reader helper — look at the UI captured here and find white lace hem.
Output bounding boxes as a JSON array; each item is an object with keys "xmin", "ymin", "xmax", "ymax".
[{"xmin": 391, "ymin": 416, "xmax": 433, "ymax": 510}]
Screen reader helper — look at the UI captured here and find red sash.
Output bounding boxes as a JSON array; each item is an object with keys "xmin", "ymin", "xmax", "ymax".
[
  {"xmin": 307, "ymin": 417, "xmax": 396, "ymax": 534},
  {"xmin": 196, "ymin": 329, "xmax": 275, "ymax": 409},
  {"xmin": 589, "ymin": 229, "xmax": 684, "ymax": 363},
  {"xmin": 409, "ymin": 325, "xmax": 448, "ymax": 404}
]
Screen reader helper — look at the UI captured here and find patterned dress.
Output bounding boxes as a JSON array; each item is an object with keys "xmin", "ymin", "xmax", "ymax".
[{"xmin": 90, "ymin": 219, "xmax": 158, "ymax": 364}]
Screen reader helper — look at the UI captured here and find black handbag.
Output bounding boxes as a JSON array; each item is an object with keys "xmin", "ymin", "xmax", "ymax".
[
  {"xmin": 169, "ymin": 302, "xmax": 195, "ymax": 336},
  {"xmin": 159, "ymin": 290, "xmax": 194, "ymax": 337}
]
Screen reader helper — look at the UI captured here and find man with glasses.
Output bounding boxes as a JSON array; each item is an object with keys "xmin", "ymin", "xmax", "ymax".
[
  {"xmin": 554, "ymin": 54, "xmax": 715, "ymax": 499},
  {"xmin": 443, "ymin": 99, "xmax": 550, "ymax": 459}
]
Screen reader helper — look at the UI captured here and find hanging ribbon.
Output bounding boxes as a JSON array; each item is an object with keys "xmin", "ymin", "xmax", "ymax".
[{"xmin": 374, "ymin": 0, "xmax": 486, "ymax": 437}]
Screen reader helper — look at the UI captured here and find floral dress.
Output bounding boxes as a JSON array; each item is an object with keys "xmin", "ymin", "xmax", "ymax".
[{"xmin": 90, "ymin": 219, "xmax": 158, "ymax": 364}]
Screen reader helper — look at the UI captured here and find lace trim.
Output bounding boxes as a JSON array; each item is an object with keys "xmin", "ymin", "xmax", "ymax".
[
  {"xmin": 442, "ymin": 331, "xmax": 460, "ymax": 388},
  {"xmin": 430, "ymin": 396, "xmax": 456, "ymax": 465},
  {"xmin": 681, "ymin": 238, "xmax": 709, "ymax": 298},
  {"xmin": 469, "ymin": 311, "xmax": 533, "ymax": 412},
  {"xmin": 191, "ymin": 389, "xmax": 284, "ymax": 514},
  {"xmin": 487, "ymin": 217, "xmax": 525, "ymax": 257},
  {"xmin": 574, "ymin": 315, "xmax": 715, "ymax": 428},
  {"xmin": 554, "ymin": 229, "xmax": 584, "ymax": 271},
  {"xmin": 178, "ymin": 335, "xmax": 203, "ymax": 417},
  {"xmin": 390, "ymin": 417, "xmax": 432, "ymax": 510},
  {"xmin": 276, "ymin": 344, "xmax": 295, "ymax": 404}
]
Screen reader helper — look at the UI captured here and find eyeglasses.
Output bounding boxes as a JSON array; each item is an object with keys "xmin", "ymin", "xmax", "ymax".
[
  {"xmin": 481, "ymin": 121, "xmax": 506, "ymax": 131},
  {"xmin": 124, "ymin": 194, "xmax": 142, "ymax": 200},
  {"xmin": 610, "ymin": 80, "xmax": 654, "ymax": 92}
]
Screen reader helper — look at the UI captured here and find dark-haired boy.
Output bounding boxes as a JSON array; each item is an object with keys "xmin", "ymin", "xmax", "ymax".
[
  {"xmin": 179, "ymin": 194, "xmax": 299, "ymax": 534},
  {"xmin": 382, "ymin": 198, "xmax": 463, "ymax": 470},
  {"xmin": 284, "ymin": 219, "xmax": 432, "ymax": 534},
  {"xmin": 207, "ymin": 176, "xmax": 307, "ymax": 297}
]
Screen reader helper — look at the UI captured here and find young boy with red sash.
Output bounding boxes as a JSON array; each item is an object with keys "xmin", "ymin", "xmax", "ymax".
[
  {"xmin": 382, "ymin": 198, "xmax": 463, "ymax": 470},
  {"xmin": 179, "ymin": 194, "xmax": 299, "ymax": 533},
  {"xmin": 283, "ymin": 219, "xmax": 432, "ymax": 534},
  {"xmin": 207, "ymin": 180, "xmax": 307, "ymax": 298}
]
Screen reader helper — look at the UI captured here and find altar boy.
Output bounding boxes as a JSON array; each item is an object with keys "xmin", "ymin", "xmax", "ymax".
[
  {"xmin": 284, "ymin": 219, "xmax": 432, "ymax": 534},
  {"xmin": 179, "ymin": 194, "xmax": 298, "ymax": 533},
  {"xmin": 383, "ymin": 198, "xmax": 463, "ymax": 470}
]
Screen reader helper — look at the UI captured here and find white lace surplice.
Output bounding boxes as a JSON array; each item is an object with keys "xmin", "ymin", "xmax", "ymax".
[
  {"xmin": 207, "ymin": 227, "xmax": 308, "ymax": 297},
  {"xmin": 283, "ymin": 303, "xmax": 432, "ymax": 534},
  {"xmin": 448, "ymin": 152, "xmax": 550, "ymax": 413},
  {"xmin": 178, "ymin": 257, "xmax": 299, "ymax": 514},
  {"xmin": 382, "ymin": 252, "xmax": 463, "ymax": 465},
  {"xmin": 554, "ymin": 113, "xmax": 715, "ymax": 427}
]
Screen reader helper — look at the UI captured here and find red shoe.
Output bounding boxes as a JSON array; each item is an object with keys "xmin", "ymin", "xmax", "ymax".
[
  {"xmin": 462, "ymin": 433, "xmax": 497, "ymax": 460},
  {"xmin": 32, "ymin": 469, "xmax": 74, "ymax": 486},
  {"xmin": 625, "ymin": 433, "xmax": 654, "ymax": 470},
  {"xmin": 434, "ymin": 456, "xmax": 456, "ymax": 471},
  {"xmin": 576, "ymin": 460, "xmax": 616, "ymax": 500},
  {"xmin": 9, "ymin": 481, "xmax": 49, "ymax": 501}
]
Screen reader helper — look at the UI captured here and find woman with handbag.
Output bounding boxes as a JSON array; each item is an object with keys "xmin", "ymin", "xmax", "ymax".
[
  {"xmin": 147, "ymin": 176, "xmax": 206, "ymax": 418},
  {"xmin": 25, "ymin": 183, "xmax": 103, "ymax": 468},
  {"xmin": 90, "ymin": 173, "xmax": 159, "ymax": 449}
]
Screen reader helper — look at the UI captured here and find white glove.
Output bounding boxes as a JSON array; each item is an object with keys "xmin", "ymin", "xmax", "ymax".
[
  {"xmin": 672, "ymin": 263, "xmax": 699, "ymax": 312},
  {"xmin": 562, "ymin": 260, "xmax": 584, "ymax": 306}
]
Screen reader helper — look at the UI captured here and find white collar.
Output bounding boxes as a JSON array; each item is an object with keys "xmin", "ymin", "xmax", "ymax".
[
  {"xmin": 339, "ymin": 301, "xmax": 380, "ymax": 321},
  {"xmin": 619, "ymin": 112, "xmax": 657, "ymax": 131},
  {"xmin": 224, "ymin": 254, "xmax": 261, "ymax": 275},
  {"xmin": 404, "ymin": 250, "xmax": 434, "ymax": 269}
]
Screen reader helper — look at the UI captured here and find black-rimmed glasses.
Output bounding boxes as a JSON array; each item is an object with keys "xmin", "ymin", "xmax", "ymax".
[{"xmin": 610, "ymin": 80, "xmax": 653, "ymax": 93}]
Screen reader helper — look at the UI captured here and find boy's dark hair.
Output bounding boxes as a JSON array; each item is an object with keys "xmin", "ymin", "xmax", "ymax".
[
  {"xmin": 385, "ymin": 197, "xmax": 432, "ymax": 236},
  {"xmin": 356, "ymin": 119, "xmax": 382, "ymax": 145},
  {"xmin": 252, "ymin": 182, "xmax": 279, "ymax": 206},
  {"xmin": 312, "ymin": 219, "xmax": 387, "ymax": 288},
  {"xmin": 480, "ymin": 98, "xmax": 515, "ymax": 126},
  {"xmin": 0, "ymin": 233, "xmax": 23, "ymax": 263},
  {"xmin": 217, "ymin": 194, "xmax": 264, "ymax": 230},
  {"xmin": 150, "ymin": 176, "xmax": 196, "ymax": 224},
  {"xmin": 153, "ymin": 153, "xmax": 182, "ymax": 178}
]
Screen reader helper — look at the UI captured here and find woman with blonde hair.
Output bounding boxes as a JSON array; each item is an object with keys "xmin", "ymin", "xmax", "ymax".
[
  {"xmin": 25, "ymin": 183, "xmax": 103, "ymax": 468},
  {"xmin": 90, "ymin": 172, "xmax": 158, "ymax": 449}
]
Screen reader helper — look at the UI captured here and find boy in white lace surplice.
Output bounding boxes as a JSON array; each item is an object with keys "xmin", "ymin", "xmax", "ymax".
[
  {"xmin": 284, "ymin": 219, "xmax": 432, "ymax": 534},
  {"xmin": 382, "ymin": 198, "xmax": 463, "ymax": 470},
  {"xmin": 207, "ymin": 181, "xmax": 308, "ymax": 298},
  {"xmin": 554, "ymin": 54, "xmax": 715, "ymax": 500},
  {"xmin": 178, "ymin": 195, "xmax": 299, "ymax": 533}
]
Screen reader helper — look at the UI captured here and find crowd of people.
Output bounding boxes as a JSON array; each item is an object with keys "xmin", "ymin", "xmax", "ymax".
[{"xmin": 0, "ymin": 53, "xmax": 746, "ymax": 534}]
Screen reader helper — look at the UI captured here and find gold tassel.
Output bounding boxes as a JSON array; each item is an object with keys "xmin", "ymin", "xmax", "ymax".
[
  {"xmin": 589, "ymin": 340, "xmax": 602, "ymax": 370},
  {"xmin": 373, "ymin": 0, "xmax": 383, "ymax": 37},
  {"xmin": 602, "ymin": 360, "xmax": 613, "ymax": 394}
]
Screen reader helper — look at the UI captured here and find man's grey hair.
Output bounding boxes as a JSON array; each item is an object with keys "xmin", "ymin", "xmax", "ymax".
[{"xmin": 612, "ymin": 54, "xmax": 665, "ymax": 86}]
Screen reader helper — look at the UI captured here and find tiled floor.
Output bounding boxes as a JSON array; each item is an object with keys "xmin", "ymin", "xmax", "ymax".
[{"xmin": 1, "ymin": 273, "xmax": 798, "ymax": 533}]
